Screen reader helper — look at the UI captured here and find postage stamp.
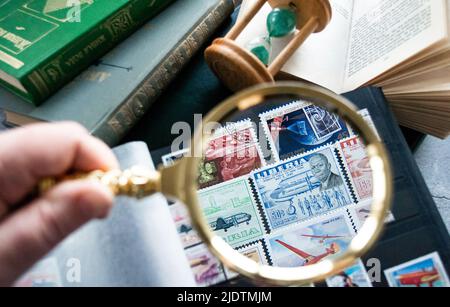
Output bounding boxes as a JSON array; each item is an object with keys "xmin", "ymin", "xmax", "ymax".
[
  {"xmin": 198, "ymin": 121, "xmax": 265, "ymax": 189},
  {"xmin": 253, "ymin": 146, "xmax": 354, "ymax": 230},
  {"xmin": 384, "ymin": 252, "xmax": 450, "ymax": 287},
  {"xmin": 169, "ymin": 201, "xmax": 202, "ymax": 249},
  {"xmin": 348, "ymin": 199, "xmax": 394, "ymax": 230},
  {"xmin": 338, "ymin": 136, "xmax": 372, "ymax": 200},
  {"xmin": 326, "ymin": 259, "xmax": 372, "ymax": 287},
  {"xmin": 266, "ymin": 213, "xmax": 355, "ymax": 267},
  {"xmin": 225, "ymin": 241, "xmax": 270, "ymax": 280},
  {"xmin": 162, "ymin": 148, "xmax": 190, "ymax": 167},
  {"xmin": 184, "ymin": 244, "xmax": 227, "ymax": 287},
  {"xmin": 15, "ymin": 257, "xmax": 62, "ymax": 287},
  {"xmin": 198, "ymin": 177, "xmax": 265, "ymax": 248},
  {"xmin": 260, "ymin": 101, "xmax": 351, "ymax": 161}
]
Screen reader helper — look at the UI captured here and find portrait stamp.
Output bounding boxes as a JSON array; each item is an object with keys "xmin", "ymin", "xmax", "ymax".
[
  {"xmin": 198, "ymin": 178, "xmax": 265, "ymax": 248},
  {"xmin": 198, "ymin": 121, "xmax": 265, "ymax": 189},
  {"xmin": 384, "ymin": 252, "xmax": 450, "ymax": 287},
  {"xmin": 266, "ymin": 213, "xmax": 355, "ymax": 267},
  {"xmin": 339, "ymin": 137, "xmax": 372, "ymax": 200},
  {"xmin": 326, "ymin": 259, "xmax": 372, "ymax": 287},
  {"xmin": 169, "ymin": 201, "xmax": 202, "ymax": 249},
  {"xmin": 184, "ymin": 244, "xmax": 227, "ymax": 287},
  {"xmin": 252, "ymin": 147, "xmax": 354, "ymax": 231},
  {"xmin": 260, "ymin": 102, "xmax": 351, "ymax": 161}
]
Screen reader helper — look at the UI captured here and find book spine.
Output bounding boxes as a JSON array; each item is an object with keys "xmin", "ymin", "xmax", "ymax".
[
  {"xmin": 23, "ymin": 0, "xmax": 173, "ymax": 105},
  {"xmin": 93, "ymin": 0, "xmax": 235, "ymax": 146}
]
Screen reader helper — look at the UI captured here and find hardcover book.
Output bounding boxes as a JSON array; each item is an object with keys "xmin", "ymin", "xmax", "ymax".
[
  {"xmin": 0, "ymin": 0, "xmax": 235, "ymax": 145},
  {"xmin": 0, "ymin": 0, "xmax": 174, "ymax": 104}
]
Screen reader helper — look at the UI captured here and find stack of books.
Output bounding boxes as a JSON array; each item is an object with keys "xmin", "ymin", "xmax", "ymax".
[
  {"xmin": 0, "ymin": 0, "xmax": 236, "ymax": 145},
  {"xmin": 237, "ymin": 0, "xmax": 450, "ymax": 138}
]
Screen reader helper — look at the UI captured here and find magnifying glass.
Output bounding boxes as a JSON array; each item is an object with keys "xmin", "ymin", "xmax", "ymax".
[{"xmin": 39, "ymin": 81, "xmax": 392, "ymax": 286}]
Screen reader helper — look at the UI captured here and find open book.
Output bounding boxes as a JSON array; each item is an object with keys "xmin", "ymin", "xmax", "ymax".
[{"xmin": 237, "ymin": 0, "xmax": 450, "ymax": 138}]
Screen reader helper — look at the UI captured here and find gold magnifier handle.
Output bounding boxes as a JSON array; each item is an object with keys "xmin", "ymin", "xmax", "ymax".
[{"xmin": 38, "ymin": 166, "xmax": 161, "ymax": 199}]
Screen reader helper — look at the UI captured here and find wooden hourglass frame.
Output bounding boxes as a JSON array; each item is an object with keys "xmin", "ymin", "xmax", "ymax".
[{"xmin": 205, "ymin": 0, "xmax": 332, "ymax": 92}]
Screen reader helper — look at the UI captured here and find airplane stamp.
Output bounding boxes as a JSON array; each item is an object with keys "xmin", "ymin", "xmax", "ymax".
[
  {"xmin": 198, "ymin": 177, "xmax": 265, "ymax": 248},
  {"xmin": 326, "ymin": 259, "xmax": 372, "ymax": 287},
  {"xmin": 252, "ymin": 146, "xmax": 354, "ymax": 231},
  {"xmin": 338, "ymin": 136, "xmax": 372, "ymax": 200},
  {"xmin": 260, "ymin": 101, "xmax": 351, "ymax": 161},
  {"xmin": 199, "ymin": 121, "xmax": 265, "ymax": 189},
  {"xmin": 184, "ymin": 244, "xmax": 227, "ymax": 287},
  {"xmin": 265, "ymin": 213, "xmax": 355, "ymax": 267},
  {"xmin": 348, "ymin": 200, "xmax": 395, "ymax": 230},
  {"xmin": 384, "ymin": 252, "xmax": 450, "ymax": 287},
  {"xmin": 169, "ymin": 201, "xmax": 202, "ymax": 249}
]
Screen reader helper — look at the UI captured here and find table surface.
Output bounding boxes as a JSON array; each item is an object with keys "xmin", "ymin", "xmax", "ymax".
[{"xmin": 414, "ymin": 136, "xmax": 450, "ymax": 233}]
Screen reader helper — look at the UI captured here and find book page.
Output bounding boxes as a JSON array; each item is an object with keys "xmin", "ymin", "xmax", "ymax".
[
  {"xmin": 236, "ymin": 0, "xmax": 354, "ymax": 93},
  {"xmin": 342, "ymin": 0, "xmax": 448, "ymax": 92}
]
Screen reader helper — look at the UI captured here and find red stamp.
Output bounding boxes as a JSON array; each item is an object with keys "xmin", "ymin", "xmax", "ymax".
[
  {"xmin": 339, "ymin": 137, "xmax": 372, "ymax": 200},
  {"xmin": 198, "ymin": 123, "xmax": 264, "ymax": 189}
]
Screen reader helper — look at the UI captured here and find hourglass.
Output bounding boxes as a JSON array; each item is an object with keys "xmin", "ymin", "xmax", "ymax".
[{"xmin": 205, "ymin": 0, "xmax": 332, "ymax": 92}]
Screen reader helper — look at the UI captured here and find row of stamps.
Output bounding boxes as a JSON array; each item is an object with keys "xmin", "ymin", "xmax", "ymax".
[{"xmin": 161, "ymin": 103, "xmax": 388, "ymax": 286}]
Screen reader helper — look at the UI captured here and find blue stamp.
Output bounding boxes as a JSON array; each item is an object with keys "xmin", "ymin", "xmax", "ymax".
[
  {"xmin": 260, "ymin": 102, "xmax": 351, "ymax": 160},
  {"xmin": 252, "ymin": 147, "xmax": 353, "ymax": 230}
]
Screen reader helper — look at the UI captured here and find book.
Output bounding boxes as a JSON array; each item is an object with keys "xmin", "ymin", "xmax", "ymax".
[
  {"xmin": 16, "ymin": 87, "xmax": 450, "ymax": 287},
  {"xmin": 0, "ymin": 0, "xmax": 235, "ymax": 146},
  {"xmin": 0, "ymin": 0, "xmax": 174, "ymax": 105},
  {"xmin": 236, "ymin": 0, "xmax": 450, "ymax": 138}
]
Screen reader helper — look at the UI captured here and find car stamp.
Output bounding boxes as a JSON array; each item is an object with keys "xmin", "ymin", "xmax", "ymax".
[
  {"xmin": 252, "ymin": 146, "xmax": 354, "ymax": 230},
  {"xmin": 198, "ymin": 178, "xmax": 265, "ymax": 248},
  {"xmin": 199, "ymin": 121, "xmax": 265, "ymax": 189},
  {"xmin": 339, "ymin": 136, "xmax": 372, "ymax": 200},
  {"xmin": 266, "ymin": 213, "xmax": 355, "ymax": 267},
  {"xmin": 260, "ymin": 102, "xmax": 351, "ymax": 161},
  {"xmin": 169, "ymin": 201, "xmax": 202, "ymax": 249},
  {"xmin": 326, "ymin": 259, "xmax": 372, "ymax": 287},
  {"xmin": 184, "ymin": 244, "xmax": 227, "ymax": 287},
  {"xmin": 384, "ymin": 252, "xmax": 450, "ymax": 287}
]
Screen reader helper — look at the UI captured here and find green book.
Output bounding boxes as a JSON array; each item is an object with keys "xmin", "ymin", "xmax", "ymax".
[
  {"xmin": 0, "ymin": 0, "xmax": 173, "ymax": 105},
  {"xmin": 0, "ymin": 0, "xmax": 235, "ymax": 145}
]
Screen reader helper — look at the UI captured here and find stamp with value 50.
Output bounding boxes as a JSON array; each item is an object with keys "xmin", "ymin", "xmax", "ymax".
[
  {"xmin": 252, "ymin": 147, "xmax": 354, "ymax": 231},
  {"xmin": 198, "ymin": 178, "xmax": 265, "ymax": 248}
]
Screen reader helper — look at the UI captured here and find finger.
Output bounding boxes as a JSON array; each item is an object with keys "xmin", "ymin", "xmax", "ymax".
[
  {"xmin": 0, "ymin": 122, "xmax": 118, "ymax": 207},
  {"xmin": 0, "ymin": 180, "xmax": 113, "ymax": 286}
]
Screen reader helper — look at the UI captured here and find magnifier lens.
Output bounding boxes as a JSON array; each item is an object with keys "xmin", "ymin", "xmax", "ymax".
[{"xmin": 184, "ymin": 88, "xmax": 390, "ymax": 285}]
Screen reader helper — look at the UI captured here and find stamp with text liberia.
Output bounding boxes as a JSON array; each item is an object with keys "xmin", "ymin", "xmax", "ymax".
[{"xmin": 252, "ymin": 146, "xmax": 353, "ymax": 231}]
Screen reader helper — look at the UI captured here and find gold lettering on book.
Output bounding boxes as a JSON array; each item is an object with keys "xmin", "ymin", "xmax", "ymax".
[
  {"xmin": 65, "ymin": 35, "xmax": 106, "ymax": 67},
  {"xmin": 104, "ymin": 8, "xmax": 134, "ymax": 40},
  {"xmin": 0, "ymin": 50, "xmax": 24, "ymax": 69},
  {"xmin": 0, "ymin": 27, "xmax": 32, "ymax": 52}
]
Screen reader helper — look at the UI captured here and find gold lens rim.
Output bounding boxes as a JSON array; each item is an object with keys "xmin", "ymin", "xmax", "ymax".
[{"xmin": 182, "ymin": 81, "xmax": 392, "ymax": 286}]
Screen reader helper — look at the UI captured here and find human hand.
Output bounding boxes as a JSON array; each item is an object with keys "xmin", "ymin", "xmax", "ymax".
[{"xmin": 0, "ymin": 122, "xmax": 118, "ymax": 286}]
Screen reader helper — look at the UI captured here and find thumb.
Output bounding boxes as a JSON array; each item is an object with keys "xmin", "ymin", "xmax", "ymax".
[{"xmin": 0, "ymin": 180, "xmax": 114, "ymax": 286}]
